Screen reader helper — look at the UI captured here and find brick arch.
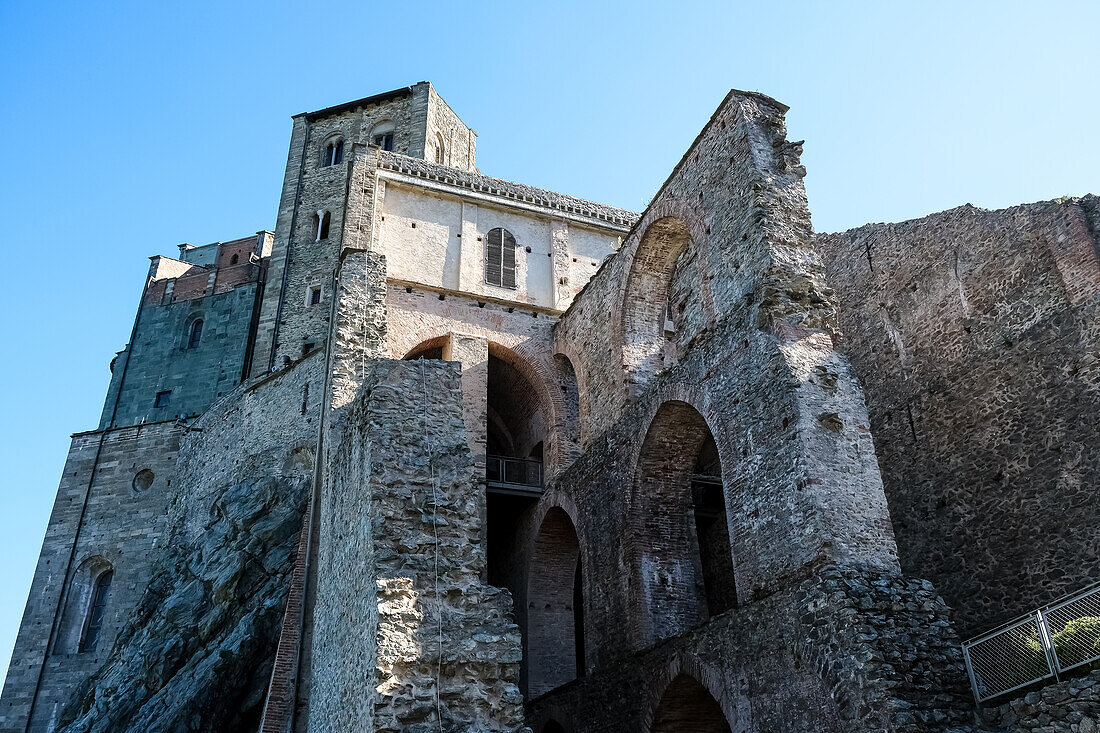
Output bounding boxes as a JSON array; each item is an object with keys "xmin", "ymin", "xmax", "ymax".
[
  {"xmin": 626, "ymin": 395, "xmax": 738, "ymax": 649},
  {"xmin": 643, "ymin": 657, "xmax": 739, "ymax": 733},
  {"xmin": 487, "ymin": 341, "xmax": 568, "ymax": 472},
  {"xmin": 401, "ymin": 335, "xmax": 448, "ymax": 359},
  {"xmin": 387, "ymin": 326, "xmax": 575, "ymax": 474},
  {"xmin": 526, "ymin": 505, "xmax": 583, "ymax": 698},
  {"xmin": 616, "ymin": 200, "xmax": 715, "ymax": 395},
  {"xmin": 551, "ymin": 352, "xmax": 582, "ymax": 461}
]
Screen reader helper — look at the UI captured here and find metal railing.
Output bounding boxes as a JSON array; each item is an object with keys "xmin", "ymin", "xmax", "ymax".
[
  {"xmin": 486, "ymin": 455, "xmax": 543, "ymax": 496},
  {"xmin": 962, "ymin": 581, "xmax": 1100, "ymax": 703}
]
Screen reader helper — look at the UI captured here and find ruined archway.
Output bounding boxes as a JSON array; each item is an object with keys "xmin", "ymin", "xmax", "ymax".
[
  {"xmin": 649, "ymin": 674, "xmax": 732, "ymax": 733},
  {"xmin": 620, "ymin": 213, "xmax": 712, "ymax": 394},
  {"xmin": 630, "ymin": 400, "xmax": 735, "ymax": 647},
  {"xmin": 552, "ymin": 353, "xmax": 581, "ymax": 456},
  {"xmin": 526, "ymin": 507, "xmax": 584, "ymax": 698}
]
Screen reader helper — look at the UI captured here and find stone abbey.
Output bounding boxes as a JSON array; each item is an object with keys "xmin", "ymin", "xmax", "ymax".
[{"xmin": 1, "ymin": 82, "xmax": 1097, "ymax": 732}]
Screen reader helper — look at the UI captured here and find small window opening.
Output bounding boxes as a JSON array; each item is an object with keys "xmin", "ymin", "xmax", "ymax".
[
  {"xmin": 308, "ymin": 285, "xmax": 322, "ymax": 306},
  {"xmin": 187, "ymin": 319, "xmax": 203, "ymax": 348},
  {"xmin": 314, "ymin": 211, "xmax": 331, "ymax": 241},
  {"xmin": 373, "ymin": 132, "xmax": 394, "ymax": 151},
  {"xmin": 485, "ymin": 227, "xmax": 517, "ymax": 289},
  {"xmin": 230, "ymin": 253, "xmax": 239, "ymax": 265},
  {"xmin": 302, "ymin": 342, "xmax": 315, "ymax": 357},
  {"xmin": 79, "ymin": 570, "xmax": 113, "ymax": 653},
  {"xmin": 323, "ymin": 138, "xmax": 344, "ymax": 166},
  {"xmin": 154, "ymin": 390, "xmax": 172, "ymax": 408},
  {"xmin": 434, "ymin": 132, "xmax": 445, "ymax": 164},
  {"xmin": 132, "ymin": 469, "xmax": 154, "ymax": 493}
]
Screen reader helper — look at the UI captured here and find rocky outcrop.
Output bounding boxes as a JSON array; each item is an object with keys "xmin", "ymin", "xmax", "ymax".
[{"xmin": 58, "ymin": 474, "xmax": 309, "ymax": 732}]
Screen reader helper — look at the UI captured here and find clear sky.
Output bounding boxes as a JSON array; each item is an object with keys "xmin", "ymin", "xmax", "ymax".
[{"xmin": 0, "ymin": 0, "xmax": 1096, "ymax": 687}]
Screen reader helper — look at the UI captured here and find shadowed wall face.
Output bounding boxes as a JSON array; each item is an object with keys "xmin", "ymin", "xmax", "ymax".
[{"xmin": 817, "ymin": 196, "xmax": 1100, "ymax": 636}]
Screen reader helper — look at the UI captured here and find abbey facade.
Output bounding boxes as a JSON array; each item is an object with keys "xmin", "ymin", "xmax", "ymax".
[{"xmin": 1, "ymin": 81, "xmax": 1097, "ymax": 733}]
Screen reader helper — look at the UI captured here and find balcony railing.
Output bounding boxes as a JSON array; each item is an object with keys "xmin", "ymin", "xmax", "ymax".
[
  {"xmin": 962, "ymin": 581, "xmax": 1100, "ymax": 703},
  {"xmin": 486, "ymin": 455, "xmax": 543, "ymax": 496}
]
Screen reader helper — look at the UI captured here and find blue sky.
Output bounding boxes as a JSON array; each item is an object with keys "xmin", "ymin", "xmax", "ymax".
[{"xmin": 0, "ymin": 0, "xmax": 1096, "ymax": 686}]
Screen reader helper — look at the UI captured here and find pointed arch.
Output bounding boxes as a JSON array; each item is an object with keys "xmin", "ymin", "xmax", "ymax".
[{"xmin": 649, "ymin": 674, "xmax": 732, "ymax": 733}]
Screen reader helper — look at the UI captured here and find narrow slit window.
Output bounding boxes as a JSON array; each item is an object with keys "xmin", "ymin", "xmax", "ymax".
[
  {"xmin": 309, "ymin": 285, "xmax": 322, "ymax": 306},
  {"xmin": 485, "ymin": 227, "xmax": 517, "ymax": 289}
]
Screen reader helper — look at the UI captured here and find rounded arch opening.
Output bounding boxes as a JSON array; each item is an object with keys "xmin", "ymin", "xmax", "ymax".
[
  {"xmin": 552, "ymin": 353, "xmax": 582, "ymax": 453},
  {"xmin": 526, "ymin": 507, "xmax": 584, "ymax": 698},
  {"xmin": 403, "ymin": 335, "xmax": 449, "ymax": 361},
  {"xmin": 369, "ymin": 120, "xmax": 395, "ymax": 151},
  {"xmin": 55, "ymin": 556, "xmax": 114, "ymax": 655},
  {"xmin": 620, "ymin": 216, "xmax": 701, "ymax": 391},
  {"xmin": 650, "ymin": 674, "xmax": 732, "ymax": 733},
  {"xmin": 632, "ymin": 400, "xmax": 735, "ymax": 647}
]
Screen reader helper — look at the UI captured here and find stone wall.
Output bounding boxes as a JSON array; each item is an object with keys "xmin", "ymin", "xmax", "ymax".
[
  {"xmin": 308, "ymin": 359, "xmax": 527, "ymax": 732},
  {"xmin": 526, "ymin": 566, "xmax": 973, "ymax": 733},
  {"xmin": 981, "ymin": 669, "xmax": 1100, "ymax": 733},
  {"xmin": 817, "ymin": 196, "xmax": 1100, "ymax": 637},
  {"xmin": 48, "ymin": 336, "xmax": 327, "ymax": 731},
  {"xmin": 0, "ymin": 422, "xmax": 181, "ymax": 733},
  {"xmin": 426, "ymin": 83, "xmax": 476, "ymax": 171}
]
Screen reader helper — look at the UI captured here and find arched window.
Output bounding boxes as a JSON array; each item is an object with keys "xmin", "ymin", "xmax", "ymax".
[
  {"xmin": 314, "ymin": 211, "xmax": 331, "ymax": 241},
  {"xmin": 79, "ymin": 570, "xmax": 113, "ymax": 653},
  {"xmin": 485, "ymin": 227, "xmax": 517, "ymax": 289},
  {"xmin": 187, "ymin": 318, "xmax": 203, "ymax": 348},
  {"xmin": 370, "ymin": 121, "xmax": 395, "ymax": 152},
  {"xmin": 230, "ymin": 253, "xmax": 239, "ymax": 265},
  {"xmin": 56, "ymin": 557, "xmax": 114, "ymax": 654},
  {"xmin": 434, "ymin": 132, "xmax": 445, "ymax": 164},
  {"xmin": 322, "ymin": 137, "xmax": 344, "ymax": 166}
]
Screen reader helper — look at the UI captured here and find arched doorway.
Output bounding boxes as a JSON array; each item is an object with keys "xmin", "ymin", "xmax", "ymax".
[
  {"xmin": 632, "ymin": 401, "xmax": 735, "ymax": 646},
  {"xmin": 650, "ymin": 674, "xmax": 732, "ymax": 733},
  {"xmin": 527, "ymin": 507, "xmax": 584, "ymax": 697}
]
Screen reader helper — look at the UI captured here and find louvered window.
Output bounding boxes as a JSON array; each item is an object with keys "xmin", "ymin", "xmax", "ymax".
[{"xmin": 485, "ymin": 228, "xmax": 517, "ymax": 289}]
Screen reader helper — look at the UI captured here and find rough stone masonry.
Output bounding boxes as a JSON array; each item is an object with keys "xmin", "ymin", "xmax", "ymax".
[{"xmin": 0, "ymin": 81, "xmax": 1095, "ymax": 733}]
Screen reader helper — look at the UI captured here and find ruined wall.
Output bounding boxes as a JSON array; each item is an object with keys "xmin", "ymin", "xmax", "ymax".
[
  {"xmin": 817, "ymin": 196, "xmax": 1100, "ymax": 636},
  {"xmin": 309, "ymin": 359, "xmax": 527, "ymax": 732},
  {"xmin": 527, "ymin": 567, "xmax": 972, "ymax": 733},
  {"xmin": 385, "ymin": 284, "xmax": 580, "ymax": 476},
  {"xmin": 0, "ymin": 424, "xmax": 181, "ymax": 733},
  {"xmin": 496, "ymin": 90, "xmax": 982, "ymax": 732}
]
